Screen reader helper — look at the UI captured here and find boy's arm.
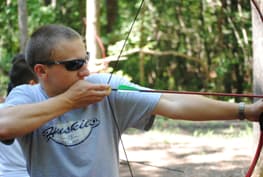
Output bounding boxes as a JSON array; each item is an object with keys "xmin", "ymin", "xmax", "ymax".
[
  {"xmin": 153, "ymin": 93, "xmax": 261, "ymax": 122},
  {"xmin": 0, "ymin": 80, "xmax": 111, "ymax": 140}
]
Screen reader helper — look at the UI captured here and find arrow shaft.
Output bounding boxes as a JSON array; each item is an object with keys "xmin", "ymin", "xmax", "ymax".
[{"xmin": 112, "ymin": 88, "xmax": 263, "ymax": 98}]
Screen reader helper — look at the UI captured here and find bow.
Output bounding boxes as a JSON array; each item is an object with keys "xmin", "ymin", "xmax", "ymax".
[
  {"xmin": 106, "ymin": 0, "xmax": 263, "ymax": 176},
  {"xmin": 244, "ymin": 1, "xmax": 263, "ymax": 177}
]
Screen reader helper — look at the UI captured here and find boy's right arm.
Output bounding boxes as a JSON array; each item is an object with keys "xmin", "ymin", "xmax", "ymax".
[
  {"xmin": 0, "ymin": 94, "xmax": 73, "ymax": 140},
  {"xmin": 0, "ymin": 80, "xmax": 111, "ymax": 140}
]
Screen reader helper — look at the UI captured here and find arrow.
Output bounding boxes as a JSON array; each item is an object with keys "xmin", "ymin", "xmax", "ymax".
[{"xmin": 112, "ymin": 85, "xmax": 263, "ymax": 98}]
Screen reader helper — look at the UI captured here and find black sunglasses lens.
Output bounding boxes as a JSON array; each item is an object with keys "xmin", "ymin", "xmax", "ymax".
[{"xmin": 65, "ymin": 60, "xmax": 85, "ymax": 71}]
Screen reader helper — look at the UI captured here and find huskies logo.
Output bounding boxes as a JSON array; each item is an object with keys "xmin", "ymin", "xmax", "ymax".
[{"xmin": 42, "ymin": 118, "xmax": 100, "ymax": 146}]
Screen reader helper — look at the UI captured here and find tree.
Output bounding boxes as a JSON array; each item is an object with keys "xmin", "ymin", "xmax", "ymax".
[
  {"xmin": 105, "ymin": 0, "xmax": 118, "ymax": 33},
  {"xmin": 85, "ymin": 0, "xmax": 99, "ymax": 60},
  {"xmin": 17, "ymin": 0, "xmax": 28, "ymax": 53}
]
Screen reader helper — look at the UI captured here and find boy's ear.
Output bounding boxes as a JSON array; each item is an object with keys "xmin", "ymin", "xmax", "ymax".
[{"xmin": 34, "ymin": 64, "xmax": 48, "ymax": 79}]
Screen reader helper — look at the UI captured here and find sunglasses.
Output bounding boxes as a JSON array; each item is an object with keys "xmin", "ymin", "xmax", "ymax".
[{"xmin": 39, "ymin": 52, "xmax": 90, "ymax": 71}]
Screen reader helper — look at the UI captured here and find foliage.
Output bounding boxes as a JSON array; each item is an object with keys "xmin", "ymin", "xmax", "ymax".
[
  {"xmin": 0, "ymin": 0, "xmax": 84, "ymax": 96},
  {"xmin": 104, "ymin": 0, "xmax": 252, "ymax": 102},
  {"xmin": 150, "ymin": 117, "xmax": 252, "ymax": 138},
  {"xmin": 0, "ymin": 0, "xmax": 253, "ymax": 101}
]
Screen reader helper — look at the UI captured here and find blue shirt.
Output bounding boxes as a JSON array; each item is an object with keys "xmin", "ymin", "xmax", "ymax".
[{"xmin": 3, "ymin": 74, "xmax": 161, "ymax": 177}]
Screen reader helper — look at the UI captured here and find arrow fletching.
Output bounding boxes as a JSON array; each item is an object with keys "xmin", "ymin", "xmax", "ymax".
[{"xmin": 117, "ymin": 85, "xmax": 139, "ymax": 91}]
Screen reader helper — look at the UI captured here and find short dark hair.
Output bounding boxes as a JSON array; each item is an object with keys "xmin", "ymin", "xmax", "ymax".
[
  {"xmin": 25, "ymin": 24, "xmax": 81, "ymax": 69},
  {"xmin": 7, "ymin": 53, "xmax": 38, "ymax": 95}
]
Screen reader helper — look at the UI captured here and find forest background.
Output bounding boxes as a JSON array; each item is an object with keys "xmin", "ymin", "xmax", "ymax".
[{"xmin": 0, "ymin": 0, "xmax": 253, "ymax": 102}]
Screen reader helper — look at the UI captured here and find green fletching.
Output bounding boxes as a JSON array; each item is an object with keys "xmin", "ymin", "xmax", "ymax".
[{"xmin": 117, "ymin": 85, "xmax": 139, "ymax": 91}]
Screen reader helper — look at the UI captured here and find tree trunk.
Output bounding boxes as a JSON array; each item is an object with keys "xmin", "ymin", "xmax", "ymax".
[
  {"xmin": 43, "ymin": 0, "xmax": 56, "ymax": 7},
  {"xmin": 85, "ymin": 0, "xmax": 100, "ymax": 60},
  {"xmin": 252, "ymin": 0, "xmax": 263, "ymax": 176},
  {"xmin": 139, "ymin": 3, "xmax": 145, "ymax": 85},
  {"xmin": 17, "ymin": 0, "xmax": 28, "ymax": 53},
  {"xmin": 106, "ymin": 0, "xmax": 118, "ymax": 33}
]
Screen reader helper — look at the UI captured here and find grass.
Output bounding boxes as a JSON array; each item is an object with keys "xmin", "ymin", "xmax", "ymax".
[{"xmin": 125, "ymin": 116, "xmax": 253, "ymax": 138}]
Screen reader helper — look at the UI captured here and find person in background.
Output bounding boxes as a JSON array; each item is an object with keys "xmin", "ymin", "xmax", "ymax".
[
  {"xmin": 0, "ymin": 24, "xmax": 263, "ymax": 177},
  {"xmin": 0, "ymin": 53, "xmax": 37, "ymax": 177}
]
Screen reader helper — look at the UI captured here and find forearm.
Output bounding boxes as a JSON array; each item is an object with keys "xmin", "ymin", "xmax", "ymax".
[
  {"xmin": 0, "ymin": 94, "xmax": 72, "ymax": 140},
  {"xmin": 153, "ymin": 94, "xmax": 243, "ymax": 121}
]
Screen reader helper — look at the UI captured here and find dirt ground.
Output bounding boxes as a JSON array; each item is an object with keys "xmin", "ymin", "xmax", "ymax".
[{"xmin": 119, "ymin": 130, "xmax": 256, "ymax": 177}]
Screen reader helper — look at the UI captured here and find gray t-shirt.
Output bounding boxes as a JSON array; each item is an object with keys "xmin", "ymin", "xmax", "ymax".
[{"xmin": 4, "ymin": 73, "xmax": 161, "ymax": 177}]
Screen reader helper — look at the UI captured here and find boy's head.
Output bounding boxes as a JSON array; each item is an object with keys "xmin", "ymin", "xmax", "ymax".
[
  {"xmin": 24, "ymin": 24, "xmax": 88, "ymax": 97},
  {"xmin": 25, "ymin": 24, "xmax": 82, "ymax": 70}
]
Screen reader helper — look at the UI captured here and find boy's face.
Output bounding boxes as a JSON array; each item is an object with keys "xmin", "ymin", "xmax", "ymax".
[{"xmin": 41, "ymin": 38, "xmax": 90, "ymax": 96}]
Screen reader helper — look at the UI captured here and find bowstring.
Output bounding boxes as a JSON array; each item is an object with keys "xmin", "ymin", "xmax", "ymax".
[
  {"xmin": 106, "ymin": 0, "xmax": 145, "ymax": 177},
  {"xmin": 251, "ymin": 0, "xmax": 263, "ymax": 23},
  {"xmin": 107, "ymin": 0, "xmax": 145, "ymax": 85}
]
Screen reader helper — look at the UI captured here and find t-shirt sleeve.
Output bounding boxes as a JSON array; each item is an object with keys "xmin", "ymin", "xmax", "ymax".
[
  {"xmin": 87, "ymin": 73, "xmax": 161, "ymax": 132},
  {"xmin": 4, "ymin": 85, "xmax": 36, "ymax": 107},
  {"xmin": 0, "ymin": 85, "xmax": 36, "ymax": 144}
]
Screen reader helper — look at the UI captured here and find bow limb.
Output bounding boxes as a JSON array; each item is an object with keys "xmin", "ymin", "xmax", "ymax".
[
  {"xmin": 245, "ymin": 1, "xmax": 263, "ymax": 177},
  {"xmin": 245, "ymin": 114, "xmax": 263, "ymax": 177}
]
